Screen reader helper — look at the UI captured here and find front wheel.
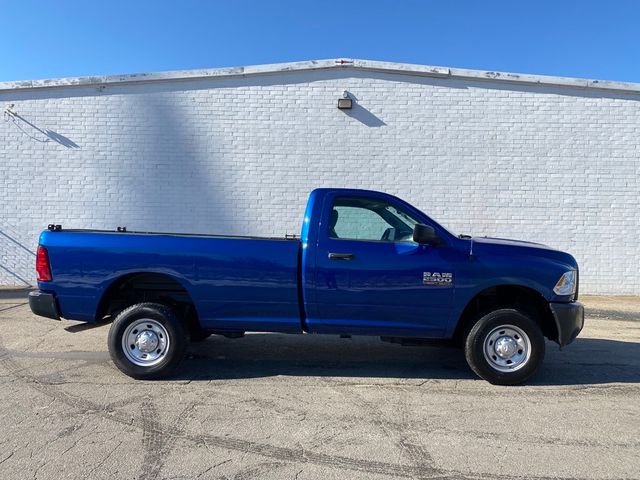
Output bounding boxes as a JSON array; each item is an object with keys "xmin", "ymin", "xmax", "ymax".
[
  {"xmin": 464, "ymin": 309, "xmax": 545, "ymax": 385},
  {"xmin": 108, "ymin": 302, "xmax": 187, "ymax": 379}
]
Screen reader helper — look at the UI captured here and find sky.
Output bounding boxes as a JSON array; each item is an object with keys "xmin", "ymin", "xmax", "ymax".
[{"xmin": 1, "ymin": 0, "xmax": 639, "ymax": 83}]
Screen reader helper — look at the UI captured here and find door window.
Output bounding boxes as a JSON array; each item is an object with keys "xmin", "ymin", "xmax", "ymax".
[{"xmin": 329, "ymin": 197, "xmax": 419, "ymax": 242}]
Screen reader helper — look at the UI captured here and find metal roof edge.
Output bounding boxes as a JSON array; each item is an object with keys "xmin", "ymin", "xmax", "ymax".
[{"xmin": 1, "ymin": 58, "xmax": 639, "ymax": 95}]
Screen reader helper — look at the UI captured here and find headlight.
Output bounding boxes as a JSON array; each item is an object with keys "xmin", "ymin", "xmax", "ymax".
[{"xmin": 553, "ymin": 270, "xmax": 577, "ymax": 296}]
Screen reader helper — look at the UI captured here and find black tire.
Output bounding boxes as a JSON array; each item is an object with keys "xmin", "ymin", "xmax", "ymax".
[
  {"xmin": 108, "ymin": 302, "xmax": 187, "ymax": 380},
  {"xmin": 464, "ymin": 308, "xmax": 545, "ymax": 385}
]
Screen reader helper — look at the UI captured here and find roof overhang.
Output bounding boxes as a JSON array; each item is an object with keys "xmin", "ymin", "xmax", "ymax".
[{"xmin": 1, "ymin": 58, "xmax": 639, "ymax": 95}]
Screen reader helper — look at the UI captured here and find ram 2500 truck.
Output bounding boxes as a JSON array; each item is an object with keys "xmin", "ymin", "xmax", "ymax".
[{"xmin": 29, "ymin": 188, "xmax": 583, "ymax": 385}]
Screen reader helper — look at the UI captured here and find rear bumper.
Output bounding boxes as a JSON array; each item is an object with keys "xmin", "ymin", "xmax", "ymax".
[
  {"xmin": 550, "ymin": 301, "xmax": 584, "ymax": 347},
  {"xmin": 29, "ymin": 291, "xmax": 60, "ymax": 320}
]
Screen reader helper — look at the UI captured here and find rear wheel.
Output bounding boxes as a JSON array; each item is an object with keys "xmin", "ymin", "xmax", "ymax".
[
  {"xmin": 464, "ymin": 308, "xmax": 545, "ymax": 385},
  {"xmin": 108, "ymin": 302, "xmax": 187, "ymax": 379}
]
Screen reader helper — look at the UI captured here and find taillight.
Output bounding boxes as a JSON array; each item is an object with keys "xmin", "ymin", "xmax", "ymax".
[{"xmin": 36, "ymin": 245, "xmax": 52, "ymax": 282}]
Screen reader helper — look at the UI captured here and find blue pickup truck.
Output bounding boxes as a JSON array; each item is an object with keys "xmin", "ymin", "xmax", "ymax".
[{"xmin": 29, "ymin": 188, "xmax": 583, "ymax": 385}]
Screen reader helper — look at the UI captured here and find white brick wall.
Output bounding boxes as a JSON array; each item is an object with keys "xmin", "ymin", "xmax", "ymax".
[{"xmin": 1, "ymin": 64, "xmax": 639, "ymax": 293}]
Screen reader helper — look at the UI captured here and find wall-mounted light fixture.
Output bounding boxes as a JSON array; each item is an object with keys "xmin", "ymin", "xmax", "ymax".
[
  {"xmin": 4, "ymin": 103, "xmax": 16, "ymax": 118},
  {"xmin": 337, "ymin": 91, "xmax": 353, "ymax": 110}
]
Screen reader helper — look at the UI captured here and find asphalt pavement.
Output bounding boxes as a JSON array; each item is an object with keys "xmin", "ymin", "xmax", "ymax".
[{"xmin": 0, "ymin": 289, "xmax": 638, "ymax": 479}]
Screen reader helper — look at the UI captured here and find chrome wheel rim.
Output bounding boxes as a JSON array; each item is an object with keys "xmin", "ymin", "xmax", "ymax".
[
  {"xmin": 483, "ymin": 324, "xmax": 531, "ymax": 372},
  {"xmin": 122, "ymin": 318, "xmax": 170, "ymax": 367}
]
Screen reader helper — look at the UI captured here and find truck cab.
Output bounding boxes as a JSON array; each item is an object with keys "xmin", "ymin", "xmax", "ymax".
[{"xmin": 302, "ymin": 189, "xmax": 463, "ymax": 338}]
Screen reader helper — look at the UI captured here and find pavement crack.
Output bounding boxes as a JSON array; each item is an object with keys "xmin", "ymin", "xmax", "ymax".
[
  {"xmin": 196, "ymin": 458, "xmax": 232, "ymax": 478},
  {"xmin": 0, "ymin": 302, "xmax": 28, "ymax": 313},
  {"xmin": 85, "ymin": 437, "xmax": 122, "ymax": 477},
  {"xmin": 59, "ymin": 430, "xmax": 93, "ymax": 457},
  {"xmin": 0, "ymin": 450, "xmax": 15, "ymax": 465}
]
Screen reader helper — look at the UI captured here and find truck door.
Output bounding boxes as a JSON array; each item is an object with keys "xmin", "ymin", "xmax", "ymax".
[{"xmin": 306, "ymin": 193, "xmax": 458, "ymax": 337}]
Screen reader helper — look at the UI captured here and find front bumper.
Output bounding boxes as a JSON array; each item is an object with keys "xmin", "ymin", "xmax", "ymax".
[
  {"xmin": 550, "ymin": 301, "xmax": 584, "ymax": 347},
  {"xmin": 29, "ymin": 291, "xmax": 60, "ymax": 320}
]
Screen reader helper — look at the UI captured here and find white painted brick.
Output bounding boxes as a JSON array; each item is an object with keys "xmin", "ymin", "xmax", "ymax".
[{"xmin": 0, "ymin": 68, "xmax": 639, "ymax": 294}]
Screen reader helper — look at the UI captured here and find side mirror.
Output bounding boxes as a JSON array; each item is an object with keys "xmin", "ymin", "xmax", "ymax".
[{"xmin": 413, "ymin": 224, "xmax": 440, "ymax": 246}]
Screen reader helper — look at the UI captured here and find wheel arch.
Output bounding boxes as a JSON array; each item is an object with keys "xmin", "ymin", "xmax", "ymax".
[
  {"xmin": 453, "ymin": 284, "xmax": 558, "ymax": 345},
  {"xmin": 95, "ymin": 271, "xmax": 201, "ymax": 333}
]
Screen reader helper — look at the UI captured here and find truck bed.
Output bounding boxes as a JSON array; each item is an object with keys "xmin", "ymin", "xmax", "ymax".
[{"xmin": 39, "ymin": 229, "xmax": 303, "ymax": 332}]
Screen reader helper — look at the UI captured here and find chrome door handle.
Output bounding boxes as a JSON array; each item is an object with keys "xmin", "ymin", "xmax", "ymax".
[{"xmin": 328, "ymin": 252, "xmax": 354, "ymax": 260}]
